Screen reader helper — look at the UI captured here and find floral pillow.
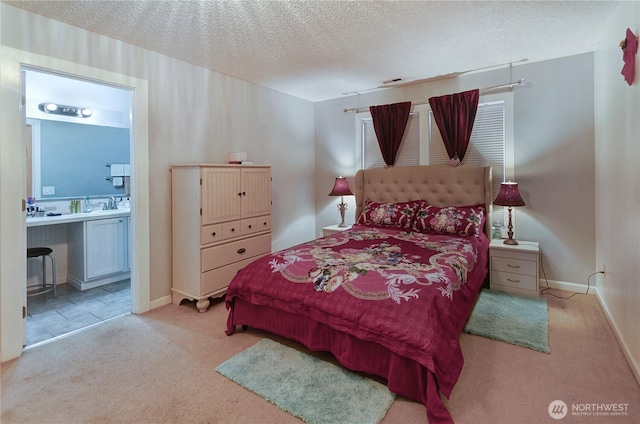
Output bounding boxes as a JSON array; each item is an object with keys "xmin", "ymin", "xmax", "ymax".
[
  {"xmin": 413, "ymin": 202, "xmax": 486, "ymax": 236},
  {"xmin": 356, "ymin": 200, "xmax": 422, "ymax": 229}
]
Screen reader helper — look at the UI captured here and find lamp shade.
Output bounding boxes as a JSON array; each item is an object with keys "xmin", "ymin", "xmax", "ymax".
[
  {"xmin": 494, "ymin": 181, "xmax": 525, "ymax": 207},
  {"xmin": 328, "ymin": 176, "xmax": 353, "ymax": 197}
]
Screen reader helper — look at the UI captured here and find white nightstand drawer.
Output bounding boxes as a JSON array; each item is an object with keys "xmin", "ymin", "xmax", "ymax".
[
  {"xmin": 491, "ymin": 270, "xmax": 538, "ymax": 291},
  {"xmin": 491, "ymin": 248, "xmax": 538, "ymax": 262},
  {"xmin": 322, "ymin": 224, "xmax": 352, "ymax": 237},
  {"xmin": 491, "ymin": 257, "xmax": 537, "ymax": 276}
]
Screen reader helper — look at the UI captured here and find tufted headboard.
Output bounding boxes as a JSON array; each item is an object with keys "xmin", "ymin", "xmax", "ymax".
[{"xmin": 354, "ymin": 165, "xmax": 493, "ymax": 237}]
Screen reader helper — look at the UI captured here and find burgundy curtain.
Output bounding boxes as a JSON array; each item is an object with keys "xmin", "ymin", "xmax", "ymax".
[
  {"xmin": 428, "ymin": 89, "xmax": 480, "ymax": 163},
  {"xmin": 369, "ymin": 101, "xmax": 412, "ymax": 167}
]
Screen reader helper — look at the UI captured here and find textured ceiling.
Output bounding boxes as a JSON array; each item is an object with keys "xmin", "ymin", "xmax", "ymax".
[{"xmin": 6, "ymin": 0, "xmax": 619, "ymax": 102}]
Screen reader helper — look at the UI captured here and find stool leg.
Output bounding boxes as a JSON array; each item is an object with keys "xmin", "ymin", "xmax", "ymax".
[
  {"xmin": 41, "ymin": 256, "xmax": 47, "ymax": 291},
  {"xmin": 49, "ymin": 253, "xmax": 56, "ymax": 298}
]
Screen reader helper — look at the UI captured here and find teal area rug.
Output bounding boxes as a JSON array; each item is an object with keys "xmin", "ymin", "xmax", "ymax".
[
  {"xmin": 464, "ymin": 289, "xmax": 550, "ymax": 353},
  {"xmin": 215, "ymin": 339, "xmax": 396, "ymax": 424}
]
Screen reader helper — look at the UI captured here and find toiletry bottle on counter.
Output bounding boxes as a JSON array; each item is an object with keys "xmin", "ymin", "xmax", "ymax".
[
  {"xmin": 70, "ymin": 199, "xmax": 81, "ymax": 213},
  {"xmin": 83, "ymin": 196, "xmax": 92, "ymax": 213},
  {"xmin": 26, "ymin": 197, "xmax": 36, "ymax": 217}
]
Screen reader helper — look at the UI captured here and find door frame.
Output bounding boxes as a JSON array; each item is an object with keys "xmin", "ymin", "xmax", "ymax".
[{"xmin": 0, "ymin": 46, "xmax": 151, "ymax": 361}]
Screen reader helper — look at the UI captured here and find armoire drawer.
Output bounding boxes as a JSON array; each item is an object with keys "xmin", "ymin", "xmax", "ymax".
[
  {"xmin": 255, "ymin": 215, "xmax": 271, "ymax": 232},
  {"xmin": 201, "ymin": 254, "xmax": 267, "ymax": 296},
  {"xmin": 201, "ymin": 233, "xmax": 271, "ymax": 272},
  {"xmin": 241, "ymin": 215, "xmax": 272, "ymax": 235},
  {"xmin": 222, "ymin": 220, "xmax": 241, "ymax": 240},
  {"xmin": 201, "ymin": 223, "xmax": 223, "ymax": 245}
]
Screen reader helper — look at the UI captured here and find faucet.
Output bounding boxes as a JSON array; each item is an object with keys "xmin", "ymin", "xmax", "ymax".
[{"xmin": 104, "ymin": 196, "xmax": 118, "ymax": 210}]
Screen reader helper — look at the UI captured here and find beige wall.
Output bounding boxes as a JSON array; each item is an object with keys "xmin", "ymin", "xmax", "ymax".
[
  {"xmin": 315, "ymin": 54, "xmax": 596, "ymax": 289},
  {"xmin": 0, "ymin": 4, "xmax": 316, "ymax": 306},
  {"xmin": 594, "ymin": 1, "xmax": 640, "ymax": 382},
  {"xmin": 511, "ymin": 54, "xmax": 596, "ymax": 288}
]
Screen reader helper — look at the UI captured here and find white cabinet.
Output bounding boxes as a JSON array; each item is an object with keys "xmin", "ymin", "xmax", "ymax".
[
  {"xmin": 85, "ymin": 218, "xmax": 126, "ymax": 278},
  {"xmin": 489, "ymin": 239, "xmax": 540, "ymax": 298},
  {"xmin": 68, "ymin": 216, "xmax": 130, "ymax": 290},
  {"xmin": 171, "ymin": 164, "xmax": 272, "ymax": 312}
]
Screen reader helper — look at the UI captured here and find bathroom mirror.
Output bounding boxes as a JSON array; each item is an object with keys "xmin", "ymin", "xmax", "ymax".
[
  {"xmin": 28, "ymin": 119, "xmax": 130, "ymax": 200},
  {"xmin": 24, "ymin": 68, "xmax": 132, "ymax": 201}
]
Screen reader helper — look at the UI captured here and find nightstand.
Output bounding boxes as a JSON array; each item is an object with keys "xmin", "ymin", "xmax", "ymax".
[
  {"xmin": 489, "ymin": 239, "xmax": 540, "ymax": 298},
  {"xmin": 322, "ymin": 224, "xmax": 352, "ymax": 237}
]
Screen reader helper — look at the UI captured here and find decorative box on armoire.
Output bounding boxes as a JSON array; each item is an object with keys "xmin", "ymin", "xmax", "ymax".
[{"xmin": 171, "ymin": 164, "xmax": 272, "ymax": 312}]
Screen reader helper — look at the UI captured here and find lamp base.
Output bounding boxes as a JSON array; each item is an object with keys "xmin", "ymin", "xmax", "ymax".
[
  {"xmin": 503, "ymin": 207, "xmax": 519, "ymax": 245},
  {"xmin": 336, "ymin": 201, "xmax": 347, "ymax": 227}
]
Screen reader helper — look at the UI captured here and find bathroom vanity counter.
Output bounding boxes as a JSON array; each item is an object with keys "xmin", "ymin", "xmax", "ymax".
[
  {"xmin": 26, "ymin": 209, "xmax": 130, "ymax": 227},
  {"xmin": 27, "ymin": 208, "xmax": 131, "ymax": 290}
]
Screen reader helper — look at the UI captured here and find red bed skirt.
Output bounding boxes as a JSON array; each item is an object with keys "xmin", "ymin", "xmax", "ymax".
[{"xmin": 226, "ymin": 297, "xmax": 455, "ymax": 424}]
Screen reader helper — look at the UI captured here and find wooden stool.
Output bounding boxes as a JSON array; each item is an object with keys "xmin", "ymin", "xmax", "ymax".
[{"xmin": 27, "ymin": 247, "xmax": 56, "ymax": 297}]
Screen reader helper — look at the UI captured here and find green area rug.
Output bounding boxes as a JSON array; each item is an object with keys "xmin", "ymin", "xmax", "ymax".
[
  {"xmin": 464, "ymin": 289, "xmax": 550, "ymax": 353},
  {"xmin": 215, "ymin": 339, "xmax": 396, "ymax": 424}
]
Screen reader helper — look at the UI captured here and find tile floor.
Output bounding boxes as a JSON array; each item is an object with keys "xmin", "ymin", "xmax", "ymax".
[{"xmin": 26, "ymin": 279, "xmax": 131, "ymax": 346}]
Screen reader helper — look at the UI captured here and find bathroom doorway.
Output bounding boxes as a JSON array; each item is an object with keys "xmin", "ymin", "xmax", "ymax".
[
  {"xmin": 23, "ymin": 68, "xmax": 133, "ymax": 347},
  {"xmin": 1, "ymin": 47, "xmax": 150, "ymax": 361}
]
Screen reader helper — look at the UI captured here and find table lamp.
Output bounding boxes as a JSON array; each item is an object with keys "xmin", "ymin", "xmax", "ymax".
[
  {"xmin": 328, "ymin": 176, "xmax": 353, "ymax": 227},
  {"xmin": 493, "ymin": 181, "xmax": 525, "ymax": 245}
]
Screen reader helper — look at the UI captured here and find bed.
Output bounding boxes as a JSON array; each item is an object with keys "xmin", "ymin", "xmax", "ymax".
[{"xmin": 225, "ymin": 165, "xmax": 492, "ymax": 423}]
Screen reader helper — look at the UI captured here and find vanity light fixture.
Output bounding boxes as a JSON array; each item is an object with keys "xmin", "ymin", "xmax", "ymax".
[{"xmin": 38, "ymin": 102, "xmax": 92, "ymax": 118}]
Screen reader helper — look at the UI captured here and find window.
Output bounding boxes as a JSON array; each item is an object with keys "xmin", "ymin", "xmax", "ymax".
[
  {"xmin": 429, "ymin": 100, "xmax": 509, "ymax": 199},
  {"xmin": 356, "ymin": 92, "xmax": 514, "ymax": 224},
  {"xmin": 359, "ymin": 112, "xmax": 421, "ymax": 169}
]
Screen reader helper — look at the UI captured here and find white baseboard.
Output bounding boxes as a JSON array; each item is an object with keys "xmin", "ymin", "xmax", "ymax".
[
  {"xmin": 67, "ymin": 272, "xmax": 130, "ymax": 291},
  {"xmin": 595, "ymin": 287, "xmax": 640, "ymax": 386},
  {"xmin": 538, "ymin": 278, "xmax": 595, "ymax": 295},
  {"xmin": 149, "ymin": 295, "xmax": 172, "ymax": 311}
]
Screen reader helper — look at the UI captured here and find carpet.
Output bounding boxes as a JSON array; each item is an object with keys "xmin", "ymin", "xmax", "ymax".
[
  {"xmin": 464, "ymin": 289, "xmax": 550, "ymax": 353},
  {"xmin": 215, "ymin": 338, "xmax": 396, "ymax": 424}
]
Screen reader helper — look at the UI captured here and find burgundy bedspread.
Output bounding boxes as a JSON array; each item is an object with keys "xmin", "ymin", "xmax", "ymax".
[{"xmin": 225, "ymin": 225, "xmax": 489, "ymax": 422}]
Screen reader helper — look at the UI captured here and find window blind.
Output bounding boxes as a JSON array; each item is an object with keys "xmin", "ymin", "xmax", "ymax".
[
  {"xmin": 362, "ymin": 112, "xmax": 420, "ymax": 169},
  {"xmin": 430, "ymin": 101, "xmax": 506, "ymax": 199}
]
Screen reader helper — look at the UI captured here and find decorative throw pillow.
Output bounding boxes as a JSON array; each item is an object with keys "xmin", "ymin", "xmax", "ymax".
[
  {"xmin": 356, "ymin": 200, "xmax": 421, "ymax": 229},
  {"xmin": 413, "ymin": 202, "xmax": 486, "ymax": 236}
]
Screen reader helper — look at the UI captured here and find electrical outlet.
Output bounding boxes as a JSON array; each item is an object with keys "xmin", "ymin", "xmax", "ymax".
[{"xmin": 42, "ymin": 185, "xmax": 55, "ymax": 195}]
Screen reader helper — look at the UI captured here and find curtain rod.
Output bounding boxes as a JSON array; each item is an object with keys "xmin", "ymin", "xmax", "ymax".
[{"xmin": 343, "ymin": 78, "xmax": 526, "ymax": 114}]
